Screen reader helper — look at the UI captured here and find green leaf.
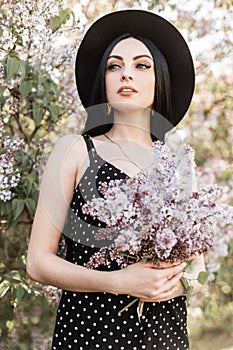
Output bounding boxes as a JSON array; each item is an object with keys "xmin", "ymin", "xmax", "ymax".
[
  {"xmin": 48, "ymin": 104, "xmax": 60, "ymax": 118},
  {"xmin": 0, "ymin": 200, "xmax": 11, "ymax": 216},
  {"xmin": 5, "ymin": 56, "xmax": 21, "ymax": 81},
  {"xmin": 197, "ymin": 271, "xmax": 209, "ymax": 285},
  {"xmin": 38, "ymin": 74, "xmax": 48, "ymax": 84},
  {"xmin": 33, "ymin": 63, "xmax": 41, "ymax": 72},
  {"xmin": 50, "ymin": 8, "xmax": 73, "ymax": 33},
  {"xmin": 31, "ymin": 189, "xmax": 39, "ymax": 204},
  {"xmin": 2, "ymin": 10, "xmax": 7, "ymax": 20},
  {"xmin": 44, "ymin": 79, "xmax": 58, "ymax": 95},
  {"xmin": 0, "ymin": 84, "xmax": 5, "ymax": 97},
  {"xmin": 186, "ymin": 285, "xmax": 194, "ymax": 302},
  {"xmin": 180, "ymin": 276, "xmax": 190, "ymax": 292},
  {"xmin": 12, "ymin": 199, "xmax": 25, "ymax": 222},
  {"xmin": 184, "ymin": 259, "xmax": 195, "ymax": 274},
  {"xmin": 19, "ymin": 60, "xmax": 27, "ymax": 80},
  {"xmin": 16, "ymin": 285, "xmax": 26, "ymax": 302},
  {"xmin": 32, "ymin": 101, "xmax": 43, "ymax": 126},
  {"xmin": 50, "ymin": 15, "xmax": 62, "ymax": 33},
  {"xmin": 23, "ymin": 176, "xmax": 33, "ymax": 196},
  {"xmin": 180, "ymin": 276, "xmax": 193, "ymax": 304},
  {"xmin": 8, "ymin": 270, "xmax": 22, "ymax": 281},
  {"xmin": 24, "ymin": 198, "xmax": 36, "ymax": 214},
  {"xmin": 19, "ymin": 80, "xmax": 31, "ymax": 98}
]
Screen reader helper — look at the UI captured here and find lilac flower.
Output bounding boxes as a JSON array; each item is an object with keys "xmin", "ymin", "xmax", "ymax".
[
  {"xmin": 154, "ymin": 228, "xmax": 178, "ymax": 259},
  {"xmin": 114, "ymin": 229, "xmax": 141, "ymax": 253},
  {"xmin": 0, "ymin": 124, "xmax": 25, "ymax": 201},
  {"xmin": 81, "ymin": 141, "xmax": 233, "ymax": 269},
  {"xmin": 175, "ymin": 144, "xmax": 196, "ymax": 199}
]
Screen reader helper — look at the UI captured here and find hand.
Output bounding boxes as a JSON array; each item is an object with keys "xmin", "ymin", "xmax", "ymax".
[
  {"xmin": 140, "ymin": 279, "xmax": 185, "ymax": 303},
  {"xmin": 113, "ymin": 261, "xmax": 186, "ymax": 300}
]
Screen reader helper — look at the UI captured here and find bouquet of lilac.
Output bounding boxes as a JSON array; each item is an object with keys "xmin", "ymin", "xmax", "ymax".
[{"xmin": 82, "ymin": 141, "xmax": 233, "ymax": 317}]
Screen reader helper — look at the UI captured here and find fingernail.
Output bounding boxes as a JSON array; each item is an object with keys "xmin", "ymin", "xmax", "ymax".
[
  {"xmin": 180, "ymin": 272, "xmax": 183, "ymax": 278},
  {"xmin": 182, "ymin": 262, "xmax": 187, "ymax": 268}
]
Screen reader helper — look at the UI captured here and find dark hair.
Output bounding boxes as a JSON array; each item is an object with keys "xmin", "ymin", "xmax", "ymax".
[{"xmin": 82, "ymin": 33, "xmax": 173, "ymax": 141}]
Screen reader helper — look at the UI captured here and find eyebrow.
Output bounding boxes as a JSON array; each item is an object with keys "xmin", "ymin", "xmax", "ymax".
[{"xmin": 107, "ymin": 54, "xmax": 153, "ymax": 61}]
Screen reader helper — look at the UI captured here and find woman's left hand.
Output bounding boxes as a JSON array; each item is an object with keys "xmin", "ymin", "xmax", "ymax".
[
  {"xmin": 140, "ymin": 273, "xmax": 185, "ymax": 303},
  {"xmin": 140, "ymin": 253, "xmax": 206, "ymax": 302}
]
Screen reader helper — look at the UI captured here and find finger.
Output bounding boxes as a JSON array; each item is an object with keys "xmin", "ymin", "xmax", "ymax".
[
  {"xmin": 152, "ymin": 277, "xmax": 182, "ymax": 302},
  {"xmin": 141, "ymin": 283, "xmax": 179, "ymax": 303},
  {"xmin": 139, "ymin": 272, "xmax": 182, "ymax": 302},
  {"xmin": 145, "ymin": 271, "xmax": 182, "ymax": 300},
  {"xmin": 158, "ymin": 271, "xmax": 183, "ymax": 295},
  {"xmin": 140, "ymin": 261, "xmax": 186, "ymax": 272},
  {"xmin": 154, "ymin": 282, "xmax": 181, "ymax": 302},
  {"xmin": 166, "ymin": 270, "xmax": 184, "ymax": 282},
  {"xmin": 159, "ymin": 262, "xmax": 186, "ymax": 277},
  {"xmin": 140, "ymin": 261, "xmax": 161, "ymax": 268},
  {"xmin": 158, "ymin": 261, "xmax": 180, "ymax": 269}
]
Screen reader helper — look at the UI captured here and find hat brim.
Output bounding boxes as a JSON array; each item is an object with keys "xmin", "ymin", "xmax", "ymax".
[{"xmin": 75, "ymin": 9, "xmax": 195, "ymax": 126}]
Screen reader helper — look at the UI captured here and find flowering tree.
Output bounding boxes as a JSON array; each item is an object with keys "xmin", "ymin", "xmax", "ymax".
[
  {"xmin": 172, "ymin": 0, "xmax": 233, "ymax": 342},
  {"xmin": 0, "ymin": 1, "xmax": 79, "ymax": 208},
  {"xmin": 0, "ymin": 0, "xmax": 82, "ymax": 346}
]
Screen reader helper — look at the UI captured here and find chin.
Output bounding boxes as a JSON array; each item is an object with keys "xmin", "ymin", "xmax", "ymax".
[{"xmin": 111, "ymin": 101, "xmax": 152, "ymax": 113}]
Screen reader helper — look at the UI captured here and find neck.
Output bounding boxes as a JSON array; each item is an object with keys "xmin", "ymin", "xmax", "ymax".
[{"xmin": 109, "ymin": 108, "xmax": 152, "ymax": 146}]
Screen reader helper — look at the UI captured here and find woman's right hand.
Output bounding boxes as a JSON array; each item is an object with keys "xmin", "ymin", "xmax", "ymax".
[{"xmin": 112, "ymin": 261, "xmax": 186, "ymax": 301}]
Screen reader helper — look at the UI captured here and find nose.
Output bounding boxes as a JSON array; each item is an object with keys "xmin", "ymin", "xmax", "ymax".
[
  {"xmin": 120, "ymin": 67, "xmax": 133, "ymax": 81},
  {"xmin": 121, "ymin": 74, "xmax": 133, "ymax": 81}
]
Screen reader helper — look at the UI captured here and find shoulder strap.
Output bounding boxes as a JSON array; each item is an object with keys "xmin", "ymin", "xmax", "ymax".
[{"xmin": 83, "ymin": 134, "xmax": 98, "ymax": 159}]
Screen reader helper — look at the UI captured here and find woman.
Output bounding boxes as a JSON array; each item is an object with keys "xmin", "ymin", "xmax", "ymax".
[{"xmin": 27, "ymin": 10, "xmax": 205, "ymax": 350}]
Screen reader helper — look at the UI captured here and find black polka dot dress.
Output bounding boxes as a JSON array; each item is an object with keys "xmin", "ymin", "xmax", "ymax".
[{"xmin": 52, "ymin": 134, "xmax": 189, "ymax": 350}]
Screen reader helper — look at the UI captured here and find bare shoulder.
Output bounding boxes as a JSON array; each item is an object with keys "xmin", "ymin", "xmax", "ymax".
[
  {"xmin": 47, "ymin": 134, "xmax": 87, "ymax": 165},
  {"xmin": 40, "ymin": 134, "xmax": 87, "ymax": 186},
  {"xmin": 51, "ymin": 134, "xmax": 84, "ymax": 155}
]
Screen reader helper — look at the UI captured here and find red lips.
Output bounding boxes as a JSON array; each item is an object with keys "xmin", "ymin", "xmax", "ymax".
[{"xmin": 117, "ymin": 85, "xmax": 138, "ymax": 95}]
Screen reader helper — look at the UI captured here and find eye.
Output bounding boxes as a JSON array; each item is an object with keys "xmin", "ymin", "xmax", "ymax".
[
  {"xmin": 106, "ymin": 63, "xmax": 122, "ymax": 71},
  {"xmin": 136, "ymin": 63, "xmax": 151, "ymax": 69}
]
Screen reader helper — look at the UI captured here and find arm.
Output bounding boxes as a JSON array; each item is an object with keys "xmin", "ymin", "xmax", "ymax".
[
  {"xmin": 27, "ymin": 134, "xmax": 127, "ymax": 293},
  {"xmin": 27, "ymin": 188, "xmax": 186, "ymax": 296}
]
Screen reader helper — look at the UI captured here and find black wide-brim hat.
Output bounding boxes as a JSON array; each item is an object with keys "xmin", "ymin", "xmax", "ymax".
[{"xmin": 75, "ymin": 9, "xmax": 195, "ymax": 126}]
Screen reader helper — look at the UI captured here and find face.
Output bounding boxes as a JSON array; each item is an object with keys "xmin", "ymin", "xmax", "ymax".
[{"xmin": 105, "ymin": 37, "xmax": 155, "ymax": 112}]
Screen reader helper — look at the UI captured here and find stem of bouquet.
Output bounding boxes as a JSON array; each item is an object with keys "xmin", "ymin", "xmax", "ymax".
[
  {"xmin": 137, "ymin": 300, "xmax": 144, "ymax": 322},
  {"xmin": 118, "ymin": 298, "xmax": 144, "ymax": 322},
  {"xmin": 118, "ymin": 298, "xmax": 138, "ymax": 313}
]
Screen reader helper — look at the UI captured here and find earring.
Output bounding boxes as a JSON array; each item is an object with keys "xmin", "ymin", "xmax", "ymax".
[
  {"xmin": 106, "ymin": 103, "xmax": 112, "ymax": 116},
  {"xmin": 151, "ymin": 109, "xmax": 155, "ymax": 116}
]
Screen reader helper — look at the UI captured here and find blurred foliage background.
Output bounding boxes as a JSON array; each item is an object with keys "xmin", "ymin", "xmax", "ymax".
[{"xmin": 0, "ymin": 0, "xmax": 232, "ymax": 349}]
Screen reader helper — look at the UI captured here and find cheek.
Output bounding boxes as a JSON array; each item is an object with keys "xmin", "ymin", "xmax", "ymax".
[
  {"xmin": 146, "ymin": 74, "xmax": 155, "ymax": 89},
  {"xmin": 105, "ymin": 74, "xmax": 115, "ymax": 99},
  {"xmin": 142, "ymin": 75, "xmax": 155, "ymax": 100}
]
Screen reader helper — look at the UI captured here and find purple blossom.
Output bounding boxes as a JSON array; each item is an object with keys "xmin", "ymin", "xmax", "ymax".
[
  {"xmin": 154, "ymin": 228, "xmax": 178, "ymax": 259},
  {"xmin": 82, "ymin": 141, "xmax": 233, "ymax": 269}
]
